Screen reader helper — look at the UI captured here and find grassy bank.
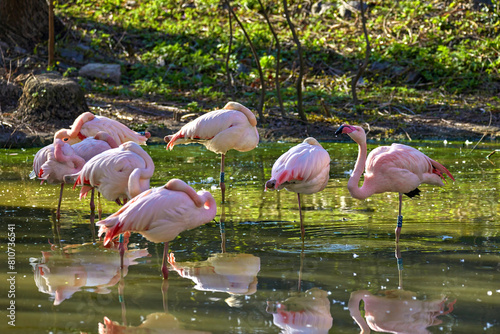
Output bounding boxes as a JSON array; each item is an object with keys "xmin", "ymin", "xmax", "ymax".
[{"xmin": 52, "ymin": 0, "xmax": 499, "ymax": 123}]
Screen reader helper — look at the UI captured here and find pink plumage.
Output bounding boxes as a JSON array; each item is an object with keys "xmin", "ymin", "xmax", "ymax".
[
  {"xmin": 335, "ymin": 124, "xmax": 455, "ymax": 242},
  {"xmin": 165, "ymin": 101, "xmax": 259, "ymax": 202},
  {"xmin": 30, "ymin": 132, "xmax": 118, "ymax": 220},
  {"xmin": 70, "ymin": 141, "xmax": 154, "ymax": 204},
  {"xmin": 265, "ymin": 137, "xmax": 331, "ymax": 239},
  {"xmin": 96, "ymin": 179, "xmax": 217, "ymax": 246},
  {"xmin": 54, "ymin": 112, "xmax": 150, "ymax": 146},
  {"xmin": 265, "ymin": 137, "xmax": 331, "ymax": 194},
  {"xmin": 165, "ymin": 101, "xmax": 258, "ymax": 154}
]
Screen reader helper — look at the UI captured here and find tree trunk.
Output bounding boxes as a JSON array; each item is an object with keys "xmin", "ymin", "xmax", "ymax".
[{"xmin": 0, "ymin": 0, "xmax": 62, "ymax": 51}]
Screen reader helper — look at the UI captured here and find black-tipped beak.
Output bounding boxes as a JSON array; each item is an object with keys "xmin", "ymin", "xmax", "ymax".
[{"xmin": 334, "ymin": 125, "xmax": 346, "ymax": 136}]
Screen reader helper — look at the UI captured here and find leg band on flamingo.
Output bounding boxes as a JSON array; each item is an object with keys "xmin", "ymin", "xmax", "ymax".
[
  {"xmin": 220, "ymin": 172, "xmax": 225, "ymax": 183},
  {"xmin": 397, "ymin": 215, "xmax": 403, "ymax": 228},
  {"xmin": 397, "ymin": 257, "xmax": 404, "ymax": 271}
]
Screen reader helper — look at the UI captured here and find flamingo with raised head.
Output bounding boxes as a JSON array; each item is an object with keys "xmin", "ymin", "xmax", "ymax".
[
  {"xmin": 164, "ymin": 101, "xmax": 259, "ymax": 203},
  {"xmin": 335, "ymin": 124, "xmax": 455, "ymax": 242},
  {"xmin": 31, "ymin": 132, "xmax": 118, "ymax": 220},
  {"xmin": 96, "ymin": 179, "xmax": 217, "ymax": 279},
  {"xmin": 265, "ymin": 137, "xmax": 331, "ymax": 239},
  {"xmin": 54, "ymin": 112, "xmax": 150, "ymax": 145}
]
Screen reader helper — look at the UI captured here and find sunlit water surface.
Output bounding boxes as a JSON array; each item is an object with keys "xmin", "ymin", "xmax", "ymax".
[{"xmin": 0, "ymin": 139, "xmax": 499, "ymax": 334}]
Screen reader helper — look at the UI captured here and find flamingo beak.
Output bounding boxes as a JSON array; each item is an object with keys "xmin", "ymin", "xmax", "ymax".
[{"xmin": 334, "ymin": 124, "xmax": 355, "ymax": 136}]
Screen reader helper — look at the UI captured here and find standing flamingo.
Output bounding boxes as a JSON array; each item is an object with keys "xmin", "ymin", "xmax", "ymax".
[
  {"xmin": 265, "ymin": 137, "xmax": 331, "ymax": 239},
  {"xmin": 335, "ymin": 124, "xmax": 455, "ymax": 242},
  {"xmin": 164, "ymin": 101, "xmax": 259, "ymax": 203},
  {"xmin": 67, "ymin": 141, "xmax": 155, "ymax": 238},
  {"xmin": 31, "ymin": 132, "xmax": 118, "ymax": 220},
  {"xmin": 96, "ymin": 179, "xmax": 217, "ymax": 279},
  {"xmin": 54, "ymin": 112, "xmax": 150, "ymax": 145}
]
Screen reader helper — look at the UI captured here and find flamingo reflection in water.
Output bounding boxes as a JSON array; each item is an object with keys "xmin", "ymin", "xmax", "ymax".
[
  {"xmin": 266, "ymin": 288, "xmax": 333, "ymax": 333},
  {"xmin": 99, "ymin": 313, "xmax": 211, "ymax": 334},
  {"xmin": 30, "ymin": 239, "xmax": 149, "ymax": 306},
  {"xmin": 168, "ymin": 253, "xmax": 260, "ymax": 306},
  {"xmin": 348, "ymin": 245, "xmax": 456, "ymax": 334},
  {"xmin": 348, "ymin": 290, "xmax": 456, "ymax": 334}
]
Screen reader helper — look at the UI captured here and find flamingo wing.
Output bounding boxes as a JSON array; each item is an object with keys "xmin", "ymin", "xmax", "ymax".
[
  {"xmin": 270, "ymin": 141, "xmax": 330, "ymax": 194},
  {"xmin": 96, "ymin": 185, "xmax": 216, "ymax": 245},
  {"xmin": 167, "ymin": 109, "xmax": 258, "ymax": 154},
  {"xmin": 81, "ymin": 116, "xmax": 149, "ymax": 145}
]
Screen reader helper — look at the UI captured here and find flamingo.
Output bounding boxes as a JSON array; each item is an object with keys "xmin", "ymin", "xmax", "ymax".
[
  {"xmin": 335, "ymin": 124, "xmax": 455, "ymax": 242},
  {"xmin": 96, "ymin": 179, "xmax": 217, "ymax": 279},
  {"xmin": 54, "ymin": 112, "xmax": 151, "ymax": 145},
  {"xmin": 31, "ymin": 132, "xmax": 118, "ymax": 221},
  {"xmin": 265, "ymin": 137, "xmax": 331, "ymax": 239},
  {"xmin": 66, "ymin": 141, "xmax": 155, "ymax": 243},
  {"xmin": 267, "ymin": 288, "xmax": 333, "ymax": 333},
  {"xmin": 164, "ymin": 101, "xmax": 259, "ymax": 203}
]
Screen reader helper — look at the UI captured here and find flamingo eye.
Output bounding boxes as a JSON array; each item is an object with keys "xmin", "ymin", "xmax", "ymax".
[{"xmin": 63, "ymin": 138, "xmax": 69, "ymax": 142}]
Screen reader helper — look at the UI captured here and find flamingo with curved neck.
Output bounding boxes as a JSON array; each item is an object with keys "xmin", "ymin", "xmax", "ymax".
[
  {"xmin": 54, "ymin": 112, "xmax": 151, "ymax": 145},
  {"xmin": 164, "ymin": 101, "xmax": 259, "ymax": 203},
  {"xmin": 96, "ymin": 179, "xmax": 217, "ymax": 278},
  {"xmin": 335, "ymin": 124, "xmax": 455, "ymax": 242}
]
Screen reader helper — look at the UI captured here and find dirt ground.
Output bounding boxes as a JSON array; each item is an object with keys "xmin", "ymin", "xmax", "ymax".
[{"xmin": 0, "ymin": 91, "xmax": 499, "ymax": 149}]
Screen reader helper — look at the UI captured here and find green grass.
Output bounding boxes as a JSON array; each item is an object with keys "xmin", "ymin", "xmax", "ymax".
[{"xmin": 54, "ymin": 0, "xmax": 500, "ymax": 118}]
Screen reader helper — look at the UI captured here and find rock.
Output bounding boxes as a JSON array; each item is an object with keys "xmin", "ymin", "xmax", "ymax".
[
  {"xmin": 472, "ymin": 0, "xmax": 493, "ymax": 10},
  {"xmin": 311, "ymin": 1, "xmax": 335, "ymax": 15},
  {"xmin": 338, "ymin": 1, "xmax": 369, "ymax": 19},
  {"xmin": 60, "ymin": 48, "xmax": 84, "ymax": 63},
  {"xmin": 16, "ymin": 72, "xmax": 89, "ymax": 123},
  {"xmin": 0, "ymin": 79, "xmax": 22, "ymax": 112},
  {"xmin": 79, "ymin": 63, "xmax": 121, "ymax": 84}
]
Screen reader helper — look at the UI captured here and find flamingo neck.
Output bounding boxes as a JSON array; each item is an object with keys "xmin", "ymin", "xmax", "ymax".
[
  {"xmin": 68, "ymin": 112, "xmax": 95, "ymax": 139},
  {"xmin": 347, "ymin": 137, "xmax": 373, "ymax": 200}
]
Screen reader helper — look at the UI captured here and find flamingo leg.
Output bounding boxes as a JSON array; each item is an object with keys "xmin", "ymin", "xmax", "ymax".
[
  {"xmin": 56, "ymin": 183, "xmax": 64, "ymax": 221},
  {"xmin": 395, "ymin": 243, "xmax": 403, "ymax": 289},
  {"xmin": 90, "ymin": 188, "xmax": 96, "ymax": 243},
  {"xmin": 161, "ymin": 279, "xmax": 169, "ymax": 313},
  {"xmin": 298, "ymin": 193, "xmax": 305, "ymax": 241},
  {"xmin": 161, "ymin": 242, "xmax": 169, "ymax": 279},
  {"xmin": 220, "ymin": 204, "xmax": 226, "ymax": 253},
  {"xmin": 220, "ymin": 154, "xmax": 226, "ymax": 203},
  {"xmin": 98, "ymin": 191, "xmax": 102, "ymax": 220},
  {"xmin": 395, "ymin": 192, "xmax": 403, "ymax": 243},
  {"xmin": 118, "ymin": 259, "xmax": 127, "ymax": 326},
  {"xmin": 119, "ymin": 233, "xmax": 125, "ymax": 269}
]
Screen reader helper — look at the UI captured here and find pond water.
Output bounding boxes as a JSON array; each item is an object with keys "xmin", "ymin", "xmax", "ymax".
[{"xmin": 0, "ymin": 139, "xmax": 499, "ymax": 334}]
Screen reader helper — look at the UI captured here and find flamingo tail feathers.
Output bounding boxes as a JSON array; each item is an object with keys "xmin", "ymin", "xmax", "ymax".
[{"xmin": 98, "ymin": 220, "xmax": 124, "ymax": 246}]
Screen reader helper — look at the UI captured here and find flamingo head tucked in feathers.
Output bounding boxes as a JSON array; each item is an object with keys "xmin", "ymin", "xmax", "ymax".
[{"xmin": 335, "ymin": 124, "xmax": 366, "ymax": 144}]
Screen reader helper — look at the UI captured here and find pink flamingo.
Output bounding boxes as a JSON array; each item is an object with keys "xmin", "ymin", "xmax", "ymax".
[
  {"xmin": 31, "ymin": 132, "xmax": 118, "ymax": 220},
  {"xmin": 335, "ymin": 124, "xmax": 455, "ymax": 242},
  {"xmin": 164, "ymin": 101, "xmax": 259, "ymax": 203},
  {"xmin": 96, "ymin": 179, "xmax": 217, "ymax": 279},
  {"xmin": 67, "ymin": 141, "xmax": 155, "ymax": 239},
  {"xmin": 54, "ymin": 112, "xmax": 151, "ymax": 145},
  {"xmin": 265, "ymin": 137, "xmax": 331, "ymax": 239},
  {"xmin": 70, "ymin": 141, "xmax": 154, "ymax": 205}
]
